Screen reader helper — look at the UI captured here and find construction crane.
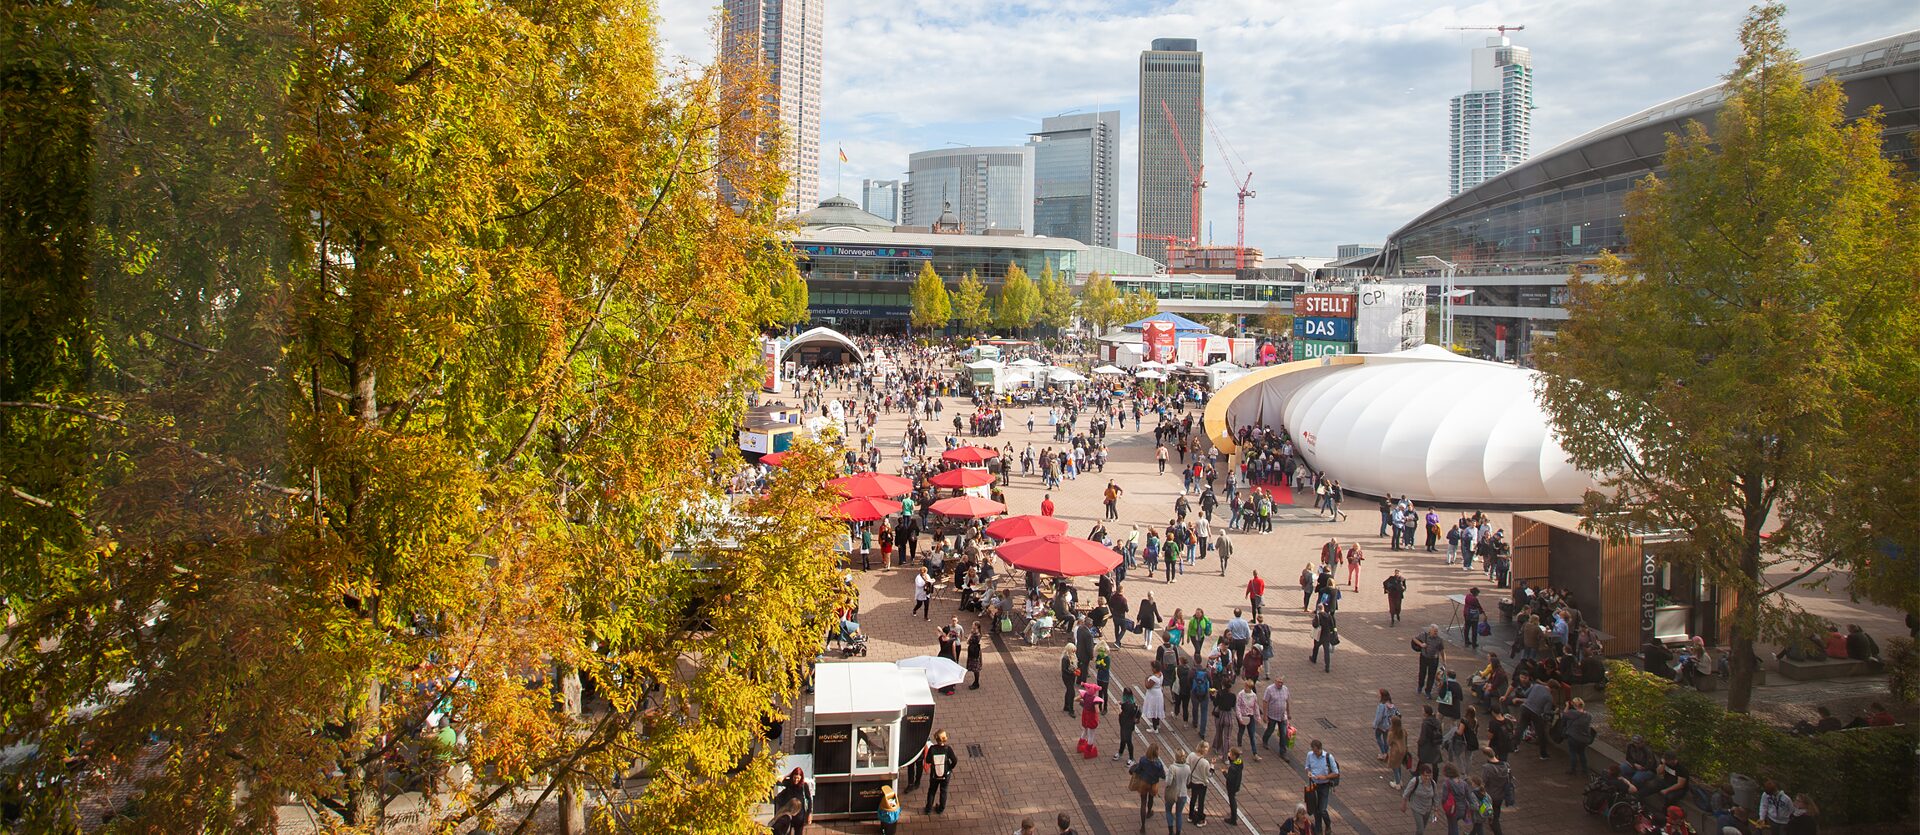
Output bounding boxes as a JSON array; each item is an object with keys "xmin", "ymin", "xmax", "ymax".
[
  {"xmin": 1446, "ymin": 24, "xmax": 1525, "ymax": 37},
  {"xmin": 1202, "ymin": 111, "xmax": 1254, "ymax": 270},
  {"xmin": 1158, "ymin": 99, "xmax": 1205, "ymax": 251}
]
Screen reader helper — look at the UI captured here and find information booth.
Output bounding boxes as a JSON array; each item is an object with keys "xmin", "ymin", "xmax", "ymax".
[{"xmin": 799, "ymin": 662, "xmax": 936, "ymax": 819}]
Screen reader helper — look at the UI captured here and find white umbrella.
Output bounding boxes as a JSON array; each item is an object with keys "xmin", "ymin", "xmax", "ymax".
[
  {"xmin": 1135, "ymin": 369, "xmax": 1166, "ymax": 380},
  {"xmin": 896, "ymin": 656, "xmax": 968, "ymax": 690},
  {"xmin": 1092, "ymin": 364, "xmax": 1125, "ymax": 375}
]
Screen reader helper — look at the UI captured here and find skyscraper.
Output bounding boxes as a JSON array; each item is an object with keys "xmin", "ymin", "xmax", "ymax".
[
  {"xmin": 1138, "ymin": 38, "xmax": 1204, "ymax": 265},
  {"xmin": 904, "ymin": 146, "xmax": 1034, "ymax": 234},
  {"xmin": 861, "ymin": 178, "xmax": 901, "ymax": 224},
  {"xmin": 1029, "ymin": 111, "xmax": 1120, "ymax": 248},
  {"xmin": 722, "ymin": 0, "xmax": 825, "ymax": 215},
  {"xmin": 1449, "ymin": 36, "xmax": 1533, "ymax": 196}
]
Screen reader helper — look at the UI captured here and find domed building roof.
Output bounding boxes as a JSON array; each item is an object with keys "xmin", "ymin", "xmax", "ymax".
[
  {"xmin": 793, "ymin": 195, "xmax": 896, "ymax": 232},
  {"xmin": 1204, "ymin": 346, "xmax": 1604, "ymax": 505}
]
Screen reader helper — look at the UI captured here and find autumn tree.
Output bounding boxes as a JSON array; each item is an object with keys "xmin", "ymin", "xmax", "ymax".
[
  {"xmin": 952, "ymin": 270, "xmax": 991, "ymax": 332},
  {"xmin": 909, "ymin": 261, "xmax": 951, "ymax": 332},
  {"xmin": 1113, "ymin": 287, "xmax": 1161, "ymax": 327},
  {"xmin": 994, "ymin": 264, "xmax": 1042, "ymax": 334},
  {"xmin": 1035, "ymin": 265, "xmax": 1078, "ymax": 332},
  {"xmin": 1079, "ymin": 272, "xmax": 1121, "ymax": 334},
  {"xmin": 0, "ymin": 1, "xmax": 843, "ymax": 832},
  {"xmin": 1533, "ymin": 3, "xmax": 1920, "ymax": 713},
  {"xmin": 1257, "ymin": 303, "xmax": 1294, "ymax": 338}
]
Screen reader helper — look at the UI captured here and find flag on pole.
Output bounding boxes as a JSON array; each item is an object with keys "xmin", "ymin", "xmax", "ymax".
[{"xmin": 838, "ymin": 146, "xmax": 848, "ymax": 163}]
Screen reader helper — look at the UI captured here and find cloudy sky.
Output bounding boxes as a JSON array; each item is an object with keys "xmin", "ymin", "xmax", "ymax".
[{"xmin": 659, "ymin": 1, "xmax": 1918, "ymax": 257}]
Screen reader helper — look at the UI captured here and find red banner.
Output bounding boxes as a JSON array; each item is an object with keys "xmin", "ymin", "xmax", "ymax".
[
  {"xmin": 1143, "ymin": 322, "xmax": 1177, "ymax": 363},
  {"xmin": 1295, "ymin": 293, "xmax": 1355, "ymax": 318}
]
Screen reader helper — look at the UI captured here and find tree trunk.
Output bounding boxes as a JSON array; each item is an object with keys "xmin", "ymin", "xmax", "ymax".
[
  {"xmin": 558, "ymin": 665, "xmax": 587, "ymax": 834},
  {"xmin": 347, "ymin": 680, "xmax": 386, "ymax": 824}
]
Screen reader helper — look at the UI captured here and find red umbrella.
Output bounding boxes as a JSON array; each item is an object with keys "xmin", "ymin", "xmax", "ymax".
[
  {"xmin": 835, "ymin": 497, "xmax": 903, "ymax": 522},
  {"xmin": 984, "ymin": 514, "xmax": 1069, "ymax": 541},
  {"xmin": 928, "ymin": 495, "xmax": 1007, "ymax": 519},
  {"xmin": 928, "ymin": 468, "xmax": 996, "ymax": 489},
  {"xmin": 830, "ymin": 472, "xmax": 913, "ymax": 499},
  {"xmin": 758, "ymin": 451, "xmax": 794, "ymax": 467},
  {"xmin": 941, "ymin": 446, "xmax": 1000, "ymax": 465},
  {"xmin": 995, "ymin": 534, "xmax": 1122, "ymax": 577}
]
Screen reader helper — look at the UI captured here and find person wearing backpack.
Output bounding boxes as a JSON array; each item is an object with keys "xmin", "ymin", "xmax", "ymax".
[
  {"xmin": 1304, "ymin": 739, "xmax": 1341, "ymax": 834},
  {"xmin": 1562, "ymin": 697, "xmax": 1596, "ymax": 775},
  {"xmin": 1372, "ymin": 689, "xmax": 1401, "ymax": 759},
  {"xmin": 1402, "ymin": 762, "xmax": 1442, "ymax": 834},
  {"xmin": 1438, "ymin": 763, "xmax": 1474, "ymax": 835},
  {"xmin": 1479, "ymin": 746, "xmax": 1513, "ymax": 835},
  {"xmin": 1129, "ymin": 744, "xmax": 1167, "ymax": 832}
]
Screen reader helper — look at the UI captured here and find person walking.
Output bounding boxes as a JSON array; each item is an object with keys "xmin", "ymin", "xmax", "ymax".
[
  {"xmin": 1061, "ymin": 648, "xmax": 1081, "ymax": 715},
  {"xmin": 1261, "ymin": 676, "xmax": 1292, "ymax": 759},
  {"xmin": 1345, "ymin": 544, "xmax": 1364, "ymax": 591},
  {"xmin": 879, "ymin": 522, "xmax": 895, "ymax": 568},
  {"xmin": 1308, "ymin": 604, "xmax": 1337, "ymax": 673},
  {"xmin": 1116, "ymin": 687, "xmax": 1142, "ymax": 765},
  {"xmin": 1384, "ymin": 570, "xmax": 1408, "ymax": 626},
  {"xmin": 1402, "ymin": 763, "xmax": 1441, "ymax": 835},
  {"xmin": 1223, "ymin": 747, "xmax": 1245, "ymax": 826},
  {"xmin": 1109, "ymin": 584, "xmax": 1133, "ymax": 647},
  {"xmin": 1462, "ymin": 587, "xmax": 1484, "ymax": 650},
  {"xmin": 965, "ymin": 631, "xmax": 984, "ymax": 690},
  {"xmin": 1373, "ymin": 689, "xmax": 1401, "ymax": 760},
  {"xmin": 1186, "ymin": 742, "xmax": 1212, "ymax": 827},
  {"xmin": 1214, "ymin": 528, "xmax": 1232, "ymax": 575},
  {"xmin": 1130, "ymin": 744, "xmax": 1166, "ymax": 834},
  {"xmin": 1209, "ymin": 676, "xmax": 1236, "ymax": 753},
  {"xmin": 1163, "ymin": 749, "xmax": 1192, "ymax": 835},
  {"xmin": 1078, "ymin": 682, "xmax": 1104, "ymax": 752},
  {"xmin": 1137, "ymin": 593, "xmax": 1162, "ymax": 652},
  {"xmin": 1235, "ymin": 680, "xmax": 1261, "ymax": 755},
  {"xmin": 1480, "ymin": 746, "xmax": 1513, "ymax": 835},
  {"xmin": 1563, "ymin": 697, "xmax": 1595, "ymax": 775},
  {"xmin": 1416, "ymin": 704, "xmax": 1444, "ymax": 775},
  {"xmin": 1299, "ymin": 564, "xmax": 1315, "ymax": 611},
  {"xmin": 1142, "ymin": 663, "xmax": 1169, "ymax": 733},
  {"xmin": 1386, "ymin": 714, "xmax": 1411, "ymax": 788},
  {"xmin": 1187, "ymin": 609, "xmax": 1212, "ymax": 661},
  {"xmin": 1304, "ymin": 739, "xmax": 1341, "ymax": 834},
  {"xmin": 1244, "ymin": 571, "xmax": 1265, "ymax": 620},
  {"xmin": 1512, "ymin": 674, "xmax": 1554, "ymax": 760},
  {"xmin": 1415, "ymin": 625, "xmax": 1446, "ymax": 699},
  {"xmin": 911, "ymin": 568, "xmax": 933, "ymax": 620},
  {"xmin": 1105, "ymin": 481, "xmax": 1124, "ymax": 520},
  {"xmin": 922, "ymin": 730, "xmax": 956, "ymax": 815}
]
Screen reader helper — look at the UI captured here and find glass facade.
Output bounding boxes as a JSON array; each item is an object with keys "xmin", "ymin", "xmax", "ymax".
[
  {"xmin": 1030, "ymin": 111, "xmax": 1118, "ymax": 248},
  {"xmin": 1138, "ymin": 40, "xmax": 1204, "ymax": 264},
  {"xmin": 904, "ymin": 147, "xmax": 1033, "ymax": 234},
  {"xmin": 793, "ymin": 236, "xmax": 1080, "ymax": 330},
  {"xmin": 1113, "ymin": 278, "xmax": 1295, "ymax": 303},
  {"xmin": 1395, "ymin": 174, "xmax": 1636, "ymax": 271}
]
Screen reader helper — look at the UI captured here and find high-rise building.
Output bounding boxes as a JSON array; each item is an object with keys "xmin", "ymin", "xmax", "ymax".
[
  {"xmin": 1138, "ymin": 38, "xmax": 1204, "ymax": 265},
  {"xmin": 903, "ymin": 146, "xmax": 1034, "ymax": 234},
  {"xmin": 1029, "ymin": 111, "xmax": 1120, "ymax": 248},
  {"xmin": 722, "ymin": 0, "xmax": 825, "ymax": 215},
  {"xmin": 1337, "ymin": 244, "xmax": 1382, "ymax": 259},
  {"xmin": 861, "ymin": 178, "xmax": 901, "ymax": 224},
  {"xmin": 1449, "ymin": 36, "xmax": 1533, "ymax": 196}
]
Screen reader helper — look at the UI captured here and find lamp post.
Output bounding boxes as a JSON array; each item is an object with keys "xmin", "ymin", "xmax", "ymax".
[{"xmin": 1416, "ymin": 255, "xmax": 1459, "ymax": 349}]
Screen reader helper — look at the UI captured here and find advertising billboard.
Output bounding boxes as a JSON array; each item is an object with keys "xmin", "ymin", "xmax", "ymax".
[
  {"xmin": 1294, "ymin": 292, "xmax": 1356, "ymax": 318},
  {"xmin": 761, "ymin": 337, "xmax": 782, "ymax": 393},
  {"xmin": 1143, "ymin": 321, "xmax": 1178, "ymax": 363},
  {"xmin": 1293, "ymin": 316, "xmax": 1356, "ymax": 342},
  {"xmin": 1291, "ymin": 339, "xmax": 1354, "ymax": 361},
  {"xmin": 1356, "ymin": 284, "xmax": 1428, "ymax": 354}
]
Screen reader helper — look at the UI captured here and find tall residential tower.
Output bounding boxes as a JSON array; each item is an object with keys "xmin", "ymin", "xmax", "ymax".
[
  {"xmin": 723, "ymin": 0, "xmax": 825, "ymax": 215},
  {"xmin": 1137, "ymin": 39, "xmax": 1204, "ymax": 265},
  {"xmin": 904, "ymin": 146, "xmax": 1034, "ymax": 234},
  {"xmin": 1449, "ymin": 36, "xmax": 1533, "ymax": 196},
  {"xmin": 1029, "ymin": 111, "xmax": 1120, "ymax": 249}
]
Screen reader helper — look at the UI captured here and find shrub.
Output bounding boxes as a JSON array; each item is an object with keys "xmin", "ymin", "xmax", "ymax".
[
  {"xmin": 1885, "ymin": 637, "xmax": 1918, "ymax": 704},
  {"xmin": 1602, "ymin": 660, "xmax": 1919, "ymax": 824}
]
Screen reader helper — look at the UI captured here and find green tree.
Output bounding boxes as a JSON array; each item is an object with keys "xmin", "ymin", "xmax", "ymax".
[
  {"xmin": 1079, "ymin": 272, "xmax": 1121, "ymax": 334},
  {"xmin": 1114, "ymin": 287, "xmax": 1161, "ymax": 327},
  {"xmin": 1257, "ymin": 303, "xmax": 1294, "ymax": 338},
  {"xmin": 993, "ymin": 263, "xmax": 1041, "ymax": 333},
  {"xmin": 909, "ymin": 261, "xmax": 951, "ymax": 332},
  {"xmin": 773, "ymin": 272, "xmax": 812, "ymax": 326},
  {"xmin": 1035, "ymin": 265, "xmax": 1078, "ymax": 332},
  {"xmin": 0, "ymin": 1, "xmax": 842, "ymax": 831},
  {"xmin": 952, "ymin": 270, "xmax": 991, "ymax": 332},
  {"xmin": 1533, "ymin": 3, "xmax": 1920, "ymax": 713}
]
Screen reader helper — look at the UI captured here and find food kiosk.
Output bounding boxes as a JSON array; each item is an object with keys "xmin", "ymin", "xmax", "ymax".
[{"xmin": 794, "ymin": 662, "xmax": 936, "ymax": 819}]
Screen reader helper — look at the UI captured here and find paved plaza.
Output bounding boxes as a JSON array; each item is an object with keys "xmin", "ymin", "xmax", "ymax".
[{"xmin": 810, "ymin": 379, "xmax": 1621, "ymax": 835}]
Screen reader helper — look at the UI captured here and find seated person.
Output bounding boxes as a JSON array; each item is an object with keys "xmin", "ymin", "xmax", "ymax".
[
  {"xmin": 1620, "ymin": 735, "xmax": 1657, "ymax": 787},
  {"xmin": 1638, "ymin": 752, "xmax": 1692, "ymax": 815},
  {"xmin": 1601, "ymin": 764, "xmax": 1639, "ymax": 797},
  {"xmin": 1774, "ymin": 632, "xmax": 1825, "ymax": 662},
  {"xmin": 1865, "ymin": 702, "xmax": 1897, "ymax": 727},
  {"xmin": 1821, "ymin": 626, "xmax": 1848, "ymax": 660},
  {"xmin": 1845, "ymin": 624, "xmax": 1880, "ymax": 662},
  {"xmin": 1571, "ymin": 653, "xmax": 1608, "ymax": 685},
  {"xmin": 1675, "ymin": 637, "xmax": 1713, "ymax": 687},
  {"xmin": 1023, "ymin": 610, "xmax": 1055, "ymax": 645}
]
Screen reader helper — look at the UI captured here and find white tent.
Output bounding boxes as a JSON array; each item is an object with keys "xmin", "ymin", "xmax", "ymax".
[
  {"xmin": 1210, "ymin": 345, "xmax": 1602, "ymax": 505},
  {"xmin": 1092, "ymin": 364, "xmax": 1126, "ymax": 375},
  {"xmin": 1009, "ymin": 357, "xmax": 1045, "ymax": 368},
  {"xmin": 1045, "ymin": 368, "xmax": 1088, "ymax": 383},
  {"xmin": 1134, "ymin": 369, "xmax": 1166, "ymax": 380},
  {"xmin": 964, "ymin": 359, "xmax": 1003, "ymax": 369}
]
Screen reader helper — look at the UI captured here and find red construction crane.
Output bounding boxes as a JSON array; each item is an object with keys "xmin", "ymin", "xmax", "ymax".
[
  {"xmin": 1158, "ymin": 99, "xmax": 1204, "ymax": 250},
  {"xmin": 1202, "ymin": 110, "xmax": 1254, "ymax": 269}
]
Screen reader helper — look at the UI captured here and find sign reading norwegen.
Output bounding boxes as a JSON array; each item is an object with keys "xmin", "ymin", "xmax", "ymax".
[
  {"xmin": 1293, "ymin": 316, "xmax": 1355, "ymax": 342},
  {"xmin": 1294, "ymin": 292, "xmax": 1356, "ymax": 318}
]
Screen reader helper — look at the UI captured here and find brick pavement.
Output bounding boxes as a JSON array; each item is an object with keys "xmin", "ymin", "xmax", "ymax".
[{"xmin": 812, "ymin": 380, "xmax": 1617, "ymax": 835}]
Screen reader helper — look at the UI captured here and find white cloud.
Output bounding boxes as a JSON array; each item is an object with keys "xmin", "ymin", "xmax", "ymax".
[{"xmin": 657, "ymin": 0, "xmax": 1920, "ymax": 254}]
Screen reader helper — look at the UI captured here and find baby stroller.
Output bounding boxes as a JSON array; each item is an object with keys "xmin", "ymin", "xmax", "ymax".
[{"xmin": 828, "ymin": 621, "xmax": 869, "ymax": 657}]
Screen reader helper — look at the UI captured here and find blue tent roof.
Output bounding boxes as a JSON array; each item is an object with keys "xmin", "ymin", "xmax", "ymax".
[{"xmin": 1123, "ymin": 312, "xmax": 1210, "ymax": 334}]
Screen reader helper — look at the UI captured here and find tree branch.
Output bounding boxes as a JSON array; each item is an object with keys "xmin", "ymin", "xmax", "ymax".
[{"xmin": 1760, "ymin": 553, "xmax": 1841, "ymax": 598}]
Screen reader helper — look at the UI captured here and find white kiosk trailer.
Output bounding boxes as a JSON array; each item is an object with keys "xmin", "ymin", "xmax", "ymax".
[{"xmin": 793, "ymin": 662, "xmax": 936, "ymax": 819}]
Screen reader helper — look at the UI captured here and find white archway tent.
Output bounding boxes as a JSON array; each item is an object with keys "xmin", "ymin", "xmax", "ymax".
[
  {"xmin": 1204, "ymin": 346, "xmax": 1603, "ymax": 505},
  {"xmin": 782, "ymin": 326, "xmax": 866, "ymax": 365}
]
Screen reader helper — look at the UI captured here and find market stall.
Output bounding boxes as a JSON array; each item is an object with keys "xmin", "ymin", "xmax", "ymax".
[{"xmin": 797, "ymin": 662, "xmax": 937, "ymax": 818}]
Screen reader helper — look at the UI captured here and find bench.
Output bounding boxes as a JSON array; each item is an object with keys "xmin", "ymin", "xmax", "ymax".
[{"xmin": 1776, "ymin": 656, "xmax": 1882, "ymax": 681}]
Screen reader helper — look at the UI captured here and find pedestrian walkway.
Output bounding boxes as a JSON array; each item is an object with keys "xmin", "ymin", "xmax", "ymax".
[{"xmin": 813, "ymin": 378, "xmax": 1615, "ymax": 835}]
